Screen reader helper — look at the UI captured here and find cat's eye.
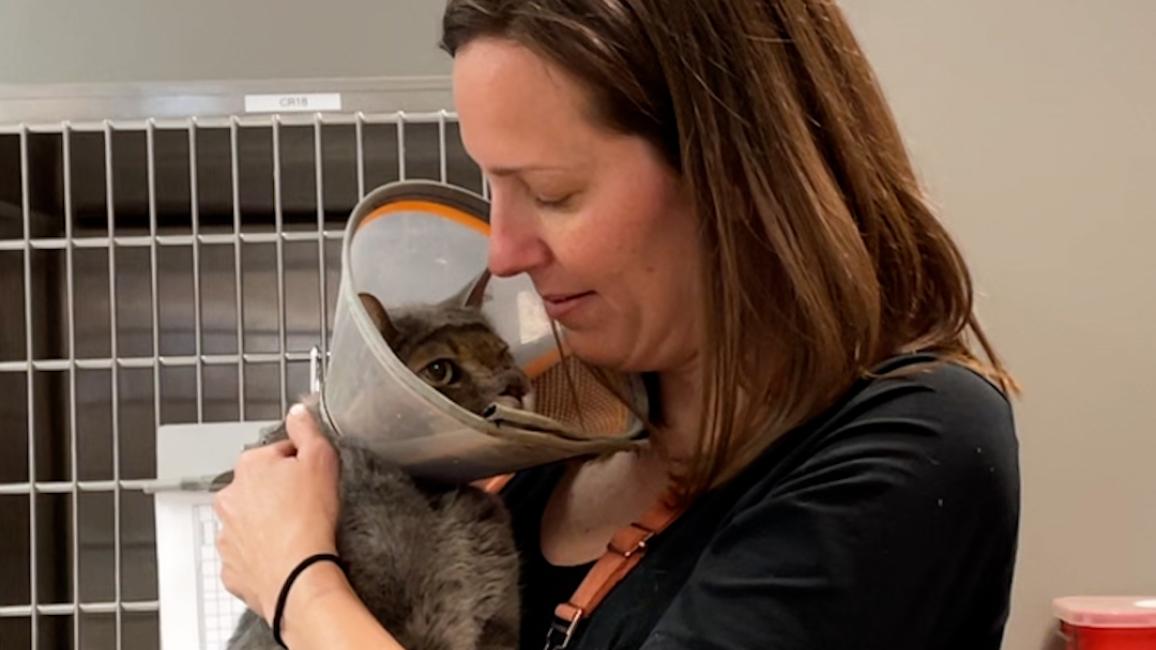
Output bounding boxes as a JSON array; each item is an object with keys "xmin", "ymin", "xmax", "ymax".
[{"xmin": 420, "ymin": 359, "xmax": 461, "ymax": 386}]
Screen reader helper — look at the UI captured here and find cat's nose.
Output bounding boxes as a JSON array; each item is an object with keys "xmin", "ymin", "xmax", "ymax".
[
  {"xmin": 488, "ymin": 372, "xmax": 532, "ymax": 412},
  {"xmin": 498, "ymin": 372, "xmax": 530, "ymax": 400}
]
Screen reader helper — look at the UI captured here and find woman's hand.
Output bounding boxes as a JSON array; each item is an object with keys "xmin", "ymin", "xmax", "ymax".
[{"xmin": 213, "ymin": 403, "xmax": 342, "ymax": 622}]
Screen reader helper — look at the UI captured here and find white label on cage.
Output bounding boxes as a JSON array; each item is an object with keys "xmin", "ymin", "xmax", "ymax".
[{"xmin": 243, "ymin": 92, "xmax": 342, "ymax": 113}]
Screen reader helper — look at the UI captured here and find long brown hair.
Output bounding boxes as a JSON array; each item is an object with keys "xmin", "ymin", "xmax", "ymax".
[{"xmin": 442, "ymin": 0, "xmax": 1017, "ymax": 496}]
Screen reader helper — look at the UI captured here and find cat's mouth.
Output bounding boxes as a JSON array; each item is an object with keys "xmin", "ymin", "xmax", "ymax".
[
  {"xmin": 491, "ymin": 394, "xmax": 525, "ymax": 411},
  {"xmin": 490, "ymin": 390, "xmax": 534, "ymax": 412}
]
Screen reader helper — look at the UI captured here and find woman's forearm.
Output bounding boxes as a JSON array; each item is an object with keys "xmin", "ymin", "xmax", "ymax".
[{"xmin": 280, "ymin": 562, "xmax": 406, "ymax": 649}]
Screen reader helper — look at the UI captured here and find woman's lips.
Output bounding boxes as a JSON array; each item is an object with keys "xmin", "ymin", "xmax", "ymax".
[{"xmin": 541, "ymin": 291, "xmax": 595, "ymax": 320}]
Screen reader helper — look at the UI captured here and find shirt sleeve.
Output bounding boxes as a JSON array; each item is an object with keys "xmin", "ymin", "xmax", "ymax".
[{"xmin": 639, "ymin": 364, "xmax": 1020, "ymax": 650}]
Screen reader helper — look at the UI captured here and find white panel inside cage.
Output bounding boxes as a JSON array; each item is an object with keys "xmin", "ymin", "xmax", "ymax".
[
  {"xmin": 0, "ymin": 94, "xmax": 485, "ymax": 649},
  {"xmin": 154, "ymin": 422, "xmax": 274, "ymax": 650}
]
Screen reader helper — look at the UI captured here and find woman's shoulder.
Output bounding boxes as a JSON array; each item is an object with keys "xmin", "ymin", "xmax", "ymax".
[
  {"xmin": 864, "ymin": 354, "xmax": 1014, "ymax": 451},
  {"xmin": 824, "ymin": 353, "xmax": 1015, "ymax": 447},
  {"xmin": 645, "ymin": 355, "xmax": 1020, "ymax": 650},
  {"xmin": 734, "ymin": 353, "xmax": 1019, "ymax": 509}
]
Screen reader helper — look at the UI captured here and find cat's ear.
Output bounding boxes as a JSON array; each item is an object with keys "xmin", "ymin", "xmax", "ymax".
[
  {"xmin": 358, "ymin": 292, "xmax": 399, "ymax": 345},
  {"xmin": 445, "ymin": 269, "xmax": 491, "ymax": 310}
]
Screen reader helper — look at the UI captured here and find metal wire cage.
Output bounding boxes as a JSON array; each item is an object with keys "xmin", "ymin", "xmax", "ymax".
[{"xmin": 0, "ymin": 78, "xmax": 482, "ymax": 649}]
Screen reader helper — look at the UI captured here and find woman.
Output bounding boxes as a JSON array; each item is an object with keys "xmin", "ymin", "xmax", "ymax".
[{"xmin": 214, "ymin": 1, "xmax": 1020, "ymax": 648}]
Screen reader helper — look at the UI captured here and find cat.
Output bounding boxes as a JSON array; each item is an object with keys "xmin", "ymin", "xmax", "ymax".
[{"xmin": 222, "ymin": 271, "xmax": 527, "ymax": 650}]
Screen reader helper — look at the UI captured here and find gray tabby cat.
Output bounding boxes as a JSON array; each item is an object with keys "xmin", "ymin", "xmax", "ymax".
[{"xmin": 223, "ymin": 273, "xmax": 527, "ymax": 650}]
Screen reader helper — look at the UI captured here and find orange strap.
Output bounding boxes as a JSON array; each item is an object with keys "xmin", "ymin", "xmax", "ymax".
[
  {"xmin": 482, "ymin": 473, "xmax": 684, "ymax": 649},
  {"xmin": 477, "ymin": 473, "xmax": 515, "ymax": 494}
]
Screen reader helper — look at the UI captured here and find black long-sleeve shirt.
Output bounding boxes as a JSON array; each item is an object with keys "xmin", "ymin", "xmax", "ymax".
[{"xmin": 501, "ymin": 354, "xmax": 1020, "ymax": 649}]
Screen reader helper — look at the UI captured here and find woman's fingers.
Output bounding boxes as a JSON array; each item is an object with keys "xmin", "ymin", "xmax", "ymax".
[
  {"xmin": 211, "ymin": 407, "xmax": 342, "ymax": 620},
  {"xmin": 260, "ymin": 439, "xmax": 297, "ymax": 458},
  {"xmin": 285, "ymin": 403, "xmax": 338, "ymax": 472},
  {"xmin": 234, "ymin": 440, "xmax": 297, "ymax": 478}
]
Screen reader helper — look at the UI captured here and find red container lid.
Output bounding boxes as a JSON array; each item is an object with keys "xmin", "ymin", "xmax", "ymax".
[{"xmin": 1054, "ymin": 597, "xmax": 1156, "ymax": 629}]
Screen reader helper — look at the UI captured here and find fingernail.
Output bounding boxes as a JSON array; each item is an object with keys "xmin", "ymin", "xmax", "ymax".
[{"xmin": 289, "ymin": 403, "xmax": 307, "ymax": 417}]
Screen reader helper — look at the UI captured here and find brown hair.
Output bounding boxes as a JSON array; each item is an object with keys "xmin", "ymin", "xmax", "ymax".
[{"xmin": 442, "ymin": 0, "xmax": 1017, "ymax": 496}]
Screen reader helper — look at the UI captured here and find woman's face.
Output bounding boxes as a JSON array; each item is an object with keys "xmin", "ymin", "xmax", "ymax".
[{"xmin": 453, "ymin": 38, "xmax": 704, "ymax": 373}]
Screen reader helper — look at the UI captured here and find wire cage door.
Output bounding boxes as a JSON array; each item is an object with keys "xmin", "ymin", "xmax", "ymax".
[{"xmin": 0, "ymin": 78, "xmax": 485, "ymax": 650}]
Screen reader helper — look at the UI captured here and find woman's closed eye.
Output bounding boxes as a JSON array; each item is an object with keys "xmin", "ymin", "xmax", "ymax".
[
  {"xmin": 533, "ymin": 193, "xmax": 576, "ymax": 210},
  {"xmin": 522, "ymin": 175, "xmax": 582, "ymax": 211}
]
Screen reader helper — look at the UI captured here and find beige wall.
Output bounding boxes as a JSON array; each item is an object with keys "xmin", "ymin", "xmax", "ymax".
[
  {"xmin": 3, "ymin": 1, "xmax": 1153, "ymax": 647},
  {"xmin": 840, "ymin": 1, "xmax": 1156, "ymax": 647},
  {"xmin": 0, "ymin": 0, "xmax": 451, "ymax": 83}
]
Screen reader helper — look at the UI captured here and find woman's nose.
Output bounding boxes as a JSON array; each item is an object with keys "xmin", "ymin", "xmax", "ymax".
[{"xmin": 486, "ymin": 191, "xmax": 551, "ymax": 278}]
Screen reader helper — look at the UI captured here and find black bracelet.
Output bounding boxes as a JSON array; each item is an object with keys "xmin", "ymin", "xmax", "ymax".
[{"xmin": 272, "ymin": 552, "xmax": 347, "ymax": 648}]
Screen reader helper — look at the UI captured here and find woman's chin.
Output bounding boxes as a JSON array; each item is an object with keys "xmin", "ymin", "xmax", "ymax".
[{"xmin": 559, "ymin": 331, "xmax": 625, "ymax": 369}]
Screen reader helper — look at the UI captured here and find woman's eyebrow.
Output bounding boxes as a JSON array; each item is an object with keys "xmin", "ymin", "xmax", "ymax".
[{"xmin": 486, "ymin": 163, "xmax": 570, "ymax": 177}]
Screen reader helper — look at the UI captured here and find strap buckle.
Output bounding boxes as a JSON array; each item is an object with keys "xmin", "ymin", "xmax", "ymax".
[
  {"xmin": 608, "ymin": 523, "xmax": 656, "ymax": 559},
  {"xmin": 542, "ymin": 608, "xmax": 583, "ymax": 650},
  {"xmin": 541, "ymin": 495, "xmax": 684, "ymax": 650}
]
